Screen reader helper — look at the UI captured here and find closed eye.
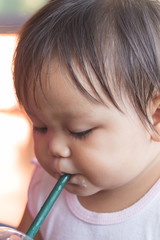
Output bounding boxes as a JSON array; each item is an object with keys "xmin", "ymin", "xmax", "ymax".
[
  {"xmin": 33, "ymin": 126, "xmax": 48, "ymax": 134},
  {"xmin": 69, "ymin": 128, "xmax": 93, "ymax": 140}
]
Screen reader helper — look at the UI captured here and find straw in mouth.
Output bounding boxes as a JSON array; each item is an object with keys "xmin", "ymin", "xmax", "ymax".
[{"xmin": 26, "ymin": 174, "xmax": 71, "ymax": 239}]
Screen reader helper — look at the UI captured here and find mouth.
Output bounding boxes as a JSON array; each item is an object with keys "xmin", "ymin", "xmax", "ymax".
[{"xmin": 52, "ymin": 170, "xmax": 88, "ymax": 189}]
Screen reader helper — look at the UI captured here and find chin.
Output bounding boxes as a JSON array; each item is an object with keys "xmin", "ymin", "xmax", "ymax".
[{"xmin": 64, "ymin": 182, "xmax": 100, "ymax": 197}]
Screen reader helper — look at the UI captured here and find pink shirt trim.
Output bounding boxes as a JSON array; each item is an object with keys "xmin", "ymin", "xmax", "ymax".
[{"xmin": 65, "ymin": 178, "xmax": 160, "ymax": 225}]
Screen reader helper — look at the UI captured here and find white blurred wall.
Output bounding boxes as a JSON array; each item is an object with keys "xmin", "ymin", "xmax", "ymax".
[{"xmin": 0, "ymin": 34, "xmax": 34, "ymax": 227}]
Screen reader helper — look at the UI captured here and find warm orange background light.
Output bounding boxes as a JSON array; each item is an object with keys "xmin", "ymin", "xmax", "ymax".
[{"xmin": 0, "ymin": 34, "xmax": 34, "ymax": 227}]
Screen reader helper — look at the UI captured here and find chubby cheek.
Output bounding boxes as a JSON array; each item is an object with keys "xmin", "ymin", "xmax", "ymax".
[
  {"xmin": 73, "ymin": 147, "xmax": 113, "ymax": 188},
  {"xmin": 33, "ymin": 135, "xmax": 49, "ymax": 167},
  {"xmin": 72, "ymin": 141, "xmax": 134, "ymax": 191},
  {"xmin": 33, "ymin": 135, "xmax": 41, "ymax": 158}
]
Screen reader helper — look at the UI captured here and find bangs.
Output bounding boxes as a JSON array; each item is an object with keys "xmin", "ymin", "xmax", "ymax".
[{"xmin": 13, "ymin": 0, "xmax": 160, "ymax": 126}]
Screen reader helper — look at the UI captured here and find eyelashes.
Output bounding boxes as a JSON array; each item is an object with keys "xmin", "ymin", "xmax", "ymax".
[
  {"xmin": 69, "ymin": 128, "xmax": 93, "ymax": 140},
  {"xmin": 33, "ymin": 126, "xmax": 93, "ymax": 140}
]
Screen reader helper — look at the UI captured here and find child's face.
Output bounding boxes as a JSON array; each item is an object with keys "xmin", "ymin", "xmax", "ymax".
[{"xmin": 26, "ymin": 62, "xmax": 158, "ymax": 197}]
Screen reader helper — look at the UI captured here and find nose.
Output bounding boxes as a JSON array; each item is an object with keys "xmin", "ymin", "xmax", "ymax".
[{"xmin": 48, "ymin": 131, "xmax": 71, "ymax": 158}]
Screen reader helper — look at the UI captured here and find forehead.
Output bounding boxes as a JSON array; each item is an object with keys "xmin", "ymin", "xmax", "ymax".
[
  {"xmin": 39, "ymin": 60, "xmax": 119, "ymax": 107},
  {"xmin": 24, "ymin": 60, "xmax": 101, "ymax": 115},
  {"xmin": 22, "ymin": 60, "xmax": 141, "ymax": 126},
  {"xmin": 23, "ymin": 59, "xmax": 131, "ymax": 118}
]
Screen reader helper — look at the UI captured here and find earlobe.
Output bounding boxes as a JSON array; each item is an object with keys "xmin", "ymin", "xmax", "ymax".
[
  {"xmin": 151, "ymin": 123, "xmax": 160, "ymax": 142},
  {"xmin": 150, "ymin": 96, "xmax": 160, "ymax": 141}
]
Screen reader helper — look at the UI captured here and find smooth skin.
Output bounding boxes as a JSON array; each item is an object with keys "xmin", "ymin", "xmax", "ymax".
[{"xmin": 18, "ymin": 62, "xmax": 160, "ymax": 239}]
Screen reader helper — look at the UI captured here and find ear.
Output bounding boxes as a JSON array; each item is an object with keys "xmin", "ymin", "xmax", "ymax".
[{"xmin": 150, "ymin": 95, "xmax": 160, "ymax": 141}]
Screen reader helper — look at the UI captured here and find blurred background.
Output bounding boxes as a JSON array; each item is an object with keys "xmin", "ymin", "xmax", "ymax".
[{"xmin": 0, "ymin": 0, "xmax": 49, "ymax": 228}]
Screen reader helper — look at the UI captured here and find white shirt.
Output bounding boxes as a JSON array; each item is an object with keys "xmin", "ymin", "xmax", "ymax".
[{"xmin": 28, "ymin": 164, "xmax": 160, "ymax": 240}]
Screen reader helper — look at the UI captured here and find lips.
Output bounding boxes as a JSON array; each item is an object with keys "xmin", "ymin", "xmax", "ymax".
[
  {"xmin": 49, "ymin": 159, "xmax": 86, "ymax": 188},
  {"xmin": 50, "ymin": 157, "xmax": 76, "ymax": 176}
]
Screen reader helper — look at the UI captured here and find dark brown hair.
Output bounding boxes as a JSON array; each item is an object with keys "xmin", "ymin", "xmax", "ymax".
[{"xmin": 13, "ymin": 0, "xmax": 160, "ymax": 127}]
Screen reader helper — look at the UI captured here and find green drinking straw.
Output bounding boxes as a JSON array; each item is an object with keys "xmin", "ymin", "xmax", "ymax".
[{"xmin": 26, "ymin": 174, "xmax": 71, "ymax": 239}]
